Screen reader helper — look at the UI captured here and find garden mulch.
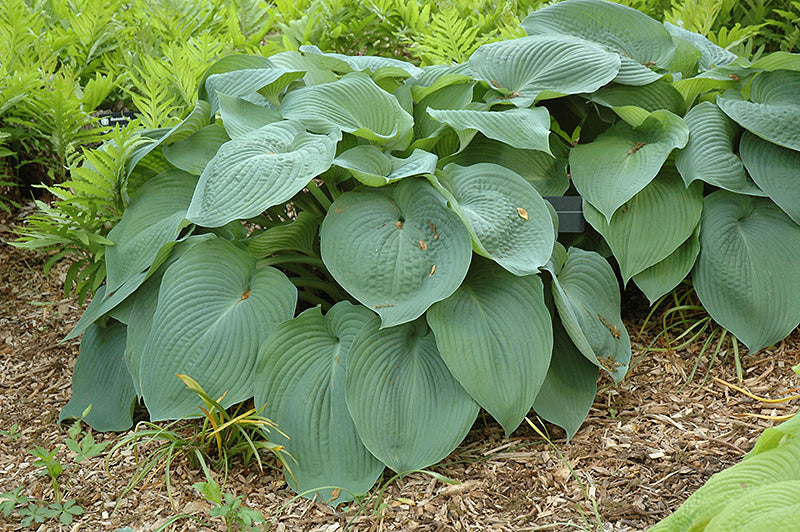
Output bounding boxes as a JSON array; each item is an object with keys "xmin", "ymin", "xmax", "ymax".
[{"xmin": 2, "ymin": 206, "xmax": 799, "ymax": 532}]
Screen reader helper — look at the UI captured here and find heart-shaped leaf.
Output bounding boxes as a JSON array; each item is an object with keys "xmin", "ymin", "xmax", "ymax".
[
  {"xmin": 676, "ymin": 102, "xmax": 764, "ymax": 196},
  {"xmin": 320, "ymin": 178, "xmax": 472, "ymax": 327},
  {"xmin": 334, "ymin": 146, "xmax": 438, "ymax": 187},
  {"xmin": 546, "ymin": 247, "xmax": 630, "ymax": 382},
  {"xmin": 59, "ymin": 320, "xmax": 135, "ymax": 432},
  {"xmin": 583, "ymin": 165, "xmax": 703, "ymax": 282},
  {"xmin": 427, "ymin": 107, "xmax": 552, "ymax": 153},
  {"xmin": 205, "ymin": 68, "xmax": 305, "ymax": 111},
  {"xmin": 218, "ymin": 93, "xmax": 281, "ymax": 138},
  {"xmin": 632, "ymin": 225, "xmax": 700, "ymax": 304},
  {"xmin": 280, "ymin": 72, "xmax": 414, "ymax": 149},
  {"xmin": 254, "ymin": 302, "xmax": 383, "ymax": 505},
  {"xmin": 570, "ymin": 110, "xmax": 689, "ymax": 221},
  {"xmin": 740, "ymin": 131, "xmax": 800, "ymax": 225},
  {"xmin": 346, "ymin": 317, "xmax": 479, "ymax": 473},
  {"xmin": 717, "ymin": 70, "xmax": 800, "ymax": 151},
  {"xmin": 427, "ymin": 259, "xmax": 552, "ymax": 436},
  {"xmin": 106, "ymin": 169, "xmax": 198, "ymax": 292},
  {"xmin": 693, "ymin": 191, "xmax": 800, "ymax": 352},
  {"xmin": 469, "ymin": 34, "xmax": 620, "ymax": 107},
  {"xmin": 532, "ymin": 312, "xmax": 598, "ymax": 441},
  {"xmin": 442, "ymin": 135, "xmax": 569, "ymax": 197},
  {"xmin": 521, "ymin": 0, "xmax": 674, "ymax": 85},
  {"xmin": 138, "ymin": 239, "xmax": 297, "ymax": 420},
  {"xmin": 434, "ymin": 163, "xmax": 554, "ymax": 276},
  {"xmin": 186, "ymin": 121, "xmax": 336, "ymax": 228}
]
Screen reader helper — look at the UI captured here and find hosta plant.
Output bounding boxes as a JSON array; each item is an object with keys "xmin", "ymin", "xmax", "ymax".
[{"xmin": 59, "ymin": 0, "xmax": 800, "ymax": 505}]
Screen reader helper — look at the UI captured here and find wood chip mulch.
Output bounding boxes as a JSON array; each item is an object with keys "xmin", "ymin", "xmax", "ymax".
[{"xmin": 2, "ymin": 207, "xmax": 799, "ymax": 532}]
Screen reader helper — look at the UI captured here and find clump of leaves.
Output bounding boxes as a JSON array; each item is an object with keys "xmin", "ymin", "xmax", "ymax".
[{"xmin": 56, "ymin": 0, "xmax": 800, "ymax": 509}]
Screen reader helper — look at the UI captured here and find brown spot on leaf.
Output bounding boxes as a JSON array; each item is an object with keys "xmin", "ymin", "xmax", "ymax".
[
  {"xmin": 241, "ymin": 290, "xmax": 252, "ymax": 300},
  {"xmin": 417, "ymin": 239, "xmax": 428, "ymax": 250},
  {"xmin": 426, "ymin": 220, "xmax": 439, "ymax": 239},
  {"xmin": 429, "ymin": 265, "xmax": 436, "ymax": 276},
  {"xmin": 598, "ymin": 314, "xmax": 622, "ymax": 339},
  {"xmin": 373, "ymin": 304, "xmax": 395, "ymax": 309},
  {"xmin": 517, "ymin": 207, "xmax": 529, "ymax": 220}
]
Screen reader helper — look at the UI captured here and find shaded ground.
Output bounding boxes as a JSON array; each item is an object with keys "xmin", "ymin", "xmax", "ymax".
[{"xmin": 2, "ymin": 207, "xmax": 799, "ymax": 532}]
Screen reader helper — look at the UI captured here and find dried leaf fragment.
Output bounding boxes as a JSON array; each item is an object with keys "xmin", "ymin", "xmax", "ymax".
[
  {"xmin": 597, "ymin": 314, "xmax": 622, "ymax": 339},
  {"xmin": 429, "ymin": 265, "xmax": 436, "ymax": 276},
  {"xmin": 517, "ymin": 207, "xmax": 529, "ymax": 220},
  {"xmin": 240, "ymin": 290, "xmax": 252, "ymax": 300}
]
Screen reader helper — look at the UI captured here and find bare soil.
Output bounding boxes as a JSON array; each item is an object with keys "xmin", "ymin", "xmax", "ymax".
[{"xmin": 2, "ymin": 207, "xmax": 799, "ymax": 532}]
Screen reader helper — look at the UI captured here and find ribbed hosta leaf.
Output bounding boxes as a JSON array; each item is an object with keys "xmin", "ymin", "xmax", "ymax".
[
  {"xmin": 583, "ymin": 166, "xmax": 703, "ymax": 282},
  {"xmin": 469, "ymin": 34, "xmax": 620, "ymax": 107},
  {"xmin": 588, "ymin": 80, "xmax": 686, "ymax": 127},
  {"xmin": 427, "ymin": 259, "xmax": 552, "ymax": 436},
  {"xmin": 649, "ymin": 437, "xmax": 800, "ymax": 532},
  {"xmin": 320, "ymin": 179, "xmax": 472, "ymax": 327},
  {"xmin": 717, "ymin": 70, "xmax": 800, "ymax": 151},
  {"xmin": 693, "ymin": 191, "xmax": 800, "ymax": 353},
  {"xmin": 138, "ymin": 239, "xmax": 296, "ymax": 420},
  {"xmin": 412, "ymin": 83, "xmax": 475, "ymax": 150},
  {"xmin": 442, "ymin": 136, "xmax": 570, "ymax": 197},
  {"xmin": 162, "ymin": 124, "xmax": 230, "ymax": 175},
  {"xmin": 197, "ymin": 54, "xmax": 274, "ymax": 102},
  {"xmin": 280, "ymin": 72, "xmax": 414, "ymax": 149},
  {"xmin": 740, "ymin": 131, "xmax": 800, "ymax": 224},
  {"xmin": 106, "ymin": 169, "xmax": 198, "ymax": 292},
  {"xmin": 410, "ymin": 63, "xmax": 473, "ymax": 102},
  {"xmin": 186, "ymin": 121, "xmax": 336, "ymax": 228},
  {"xmin": 427, "ymin": 107, "xmax": 551, "ymax": 153},
  {"xmin": 59, "ymin": 320, "xmax": 135, "ymax": 432},
  {"xmin": 254, "ymin": 303, "xmax": 383, "ymax": 505},
  {"xmin": 345, "ymin": 317, "xmax": 479, "ymax": 473},
  {"xmin": 521, "ymin": 0, "xmax": 674, "ymax": 86},
  {"xmin": 704, "ymin": 481, "xmax": 800, "ymax": 532},
  {"xmin": 205, "ymin": 68, "xmax": 305, "ymax": 111},
  {"xmin": 434, "ymin": 163, "xmax": 554, "ymax": 276},
  {"xmin": 247, "ymin": 212, "xmax": 320, "ymax": 258},
  {"xmin": 676, "ymin": 102, "xmax": 764, "ymax": 196},
  {"xmin": 300, "ymin": 45, "xmax": 422, "ymax": 77},
  {"xmin": 632, "ymin": 225, "xmax": 700, "ymax": 304},
  {"xmin": 218, "ymin": 93, "xmax": 281, "ymax": 138},
  {"xmin": 334, "ymin": 146, "xmax": 438, "ymax": 187},
  {"xmin": 546, "ymin": 247, "xmax": 630, "ymax": 382},
  {"xmin": 570, "ymin": 110, "xmax": 689, "ymax": 221},
  {"xmin": 664, "ymin": 22, "xmax": 737, "ymax": 71},
  {"xmin": 532, "ymin": 312, "xmax": 598, "ymax": 440}
]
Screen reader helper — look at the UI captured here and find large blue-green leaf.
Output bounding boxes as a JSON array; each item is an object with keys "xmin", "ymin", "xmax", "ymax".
[
  {"xmin": 247, "ymin": 211, "xmax": 321, "ymax": 258},
  {"xmin": 546, "ymin": 247, "xmax": 630, "ymax": 382},
  {"xmin": 218, "ymin": 93, "xmax": 281, "ymax": 138},
  {"xmin": 570, "ymin": 110, "xmax": 689, "ymax": 221},
  {"xmin": 105, "ymin": 169, "xmax": 198, "ymax": 292},
  {"xmin": 583, "ymin": 166, "xmax": 703, "ymax": 282},
  {"xmin": 197, "ymin": 54, "xmax": 274, "ymax": 102},
  {"xmin": 717, "ymin": 70, "xmax": 800, "ymax": 151},
  {"xmin": 280, "ymin": 72, "xmax": 414, "ymax": 149},
  {"xmin": 740, "ymin": 131, "xmax": 800, "ymax": 224},
  {"xmin": 345, "ymin": 317, "xmax": 479, "ymax": 473},
  {"xmin": 442, "ymin": 135, "xmax": 570, "ymax": 197},
  {"xmin": 588, "ymin": 80, "xmax": 686, "ymax": 127},
  {"xmin": 532, "ymin": 311, "xmax": 599, "ymax": 441},
  {"xmin": 433, "ymin": 163, "xmax": 554, "ymax": 276},
  {"xmin": 205, "ymin": 67, "xmax": 305, "ymax": 111},
  {"xmin": 320, "ymin": 179, "xmax": 472, "ymax": 328},
  {"xmin": 186, "ymin": 121, "xmax": 336, "ymax": 228},
  {"xmin": 299, "ymin": 45, "xmax": 422, "ymax": 77},
  {"xmin": 664, "ymin": 22, "xmax": 737, "ymax": 71},
  {"xmin": 427, "ymin": 107, "xmax": 552, "ymax": 153},
  {"xmin": 254, "ymin": 303, "xmax": 383, "ymax": 505},
  {"xmin": 138, "ymin": 239, "xmax": 296, "ymax": 420},
  {"xmin": 632, "ymin": 225, "xmax": 700, "ymax": 305},
  {"xmin": 676, "ymin": 102, "xmax": 764, "ymax": 196},
  {"xmin": 703, "ymin": 481, "xmax": 800, "ymax": 532},
  {"xmin": 522, "ymin": 0, "xmax": 675, "ymax": 86},
  {"xmin": 121, "ymin": 235, "xmax": 216, "ymax": 397},
  {"xmin": 412, "ymin": 82, "xmax": 475, "ymax": 151},
  {"xmin": 333, "ymin": 146, "xmax": 438, "ymax": 187},
  {"xmin": 693, "ymin": 191, "xmax": 800, "ymax": 353},
  {"xmin": 162, "ymin": 124, "xmax": 230, "ymax": 175},
  {"xmin": 427, "ymin": 260, "xmax": 552, "ymax": 436},
  {"xmin": 59, "ymin": 320, "xmax": 135, "ymax": 432},
  {"xmin": 469, "ymin": 34, "xmax": 620, "ymax": 107}
]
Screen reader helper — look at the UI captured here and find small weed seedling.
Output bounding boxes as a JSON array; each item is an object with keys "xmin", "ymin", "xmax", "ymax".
[{"xmin": 0, "ymin": 407, "xmax": 108, "ymax": 528}]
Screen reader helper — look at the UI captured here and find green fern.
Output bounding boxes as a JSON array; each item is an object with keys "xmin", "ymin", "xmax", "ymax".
[{"xmin": 407, "ymin": 8, "xmax": 489, "ymax": 65}]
